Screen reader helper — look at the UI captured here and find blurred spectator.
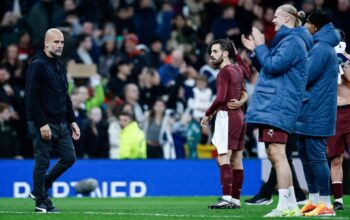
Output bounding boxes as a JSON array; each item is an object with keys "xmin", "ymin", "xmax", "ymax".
[
  {"xmin": 185, "ymin": 0, "xmax": 205, "ymax": 28},
  {"xmin": 71, "ymin": 93, "xmax": 88, "ymax": 158},
  {"xmin": 75, "ymin": 75, "xmax": 105, "ymax": 112},
  {"xmin": 124, "ymin": 83, "xmax": 144, "ymax": 123},
  {"xmin": 0, "ymin": 65, "xmax": 22, "ymax": 115},
  {"xmin": 138, "ymin": 67, "xmax": 167, "ymax": 111},
  {"xmin": 80, "ymin": 21, "xmax": 101, "ymax": 63},
  {"xmin": 159, "ymin": 49, "xmax": 185, "ymax": 87},
  {"xmin": 236, "ymin": 0, "xmax": 257, "ymax": 35},
  {"xmin": 302, "ymin": 0, "xmax": 316, "ymax": 18},
  {"xmin": 134, "ymin": 0, "xmax": 157, "ymax": 46},
  {"xmin": 0, "ymin": 102, "xmax": 22, "ymax": 159},
  {"xmin": 98, "ymin": 36, "xmax": 117, "ymax": 78},
  {"xmin": 262, "ymin": 7, "xmax": 276, "ymax": 44},
  {"xmin": 147, "ymin": 38, "xmax": 166, "ymax": 68},
  {"xmin": 0, "ymin": 11, "xmax": 30, "ymax": 48},
  {"xmin": 330, "ymin": 0, "xmax": 350, "ymax": 51},
  {"xmin": 63, "ymin": 0, "xmax": 78, "ymax": 14},
  {"xmin": 27, "ymin": 0, "xmax": 65, "ymax": 47},
  {"xmin": 17, "ymin": 31, "xmax": 35, "ymax": 62},
  {"xmin": 201, "ymin": 0, "xmax": 222, "ymax": 33},
  {"xmin": 143, "ymin": 99, "xmax": 175, "ymax": 159},
  {"xmin": 108, "ymin": 103, "xmax": 135, "ymax": 159},
  {"xmin": 187, "ymin": 75, "xmax": 213, "ymax": 121},
  {"xmin": 211, "ymin": 4, "xmax": 240, "ymax": 40},
  {"xmin": 167, "ymin": 14, "xmax": 196, "ymax": 53},
  {"xmin": 199, "ymin": 60, "xmax": 219, "ymax": 94},
  {"xmin": 118, "ymin": 111, "xmax": 146, "ymax": 159},
  {"xmin": 156, "ymin": 1, "xmax": 174, "ymax": 46},
  {"xmin": 81, "ymin": 107, "xmax": 109, "ymax": 158},
  {"xmin": 315, "ymin": 0, "xmax": 326, "ymax": 10},
  {"xmin": 107, "ymin": 58, "xmax": 133, "ymax": 99},
  {"xmin": 73, "ymin": 34, "xmax": 95, "ymax": 64},
  {"xmin": 2, "ymin": 44, "xmax": 25, "ymax": 90},
  {"xmin": 113, "ymin": 3, "xmax": 135, "ymax": 35},
  {"xmin": 77, "ymin": 0, "xmax": 114, "ymax": 27},
  {"xmin": 120, "ymin": 33, "xmax": 147, "ymax": 80}
]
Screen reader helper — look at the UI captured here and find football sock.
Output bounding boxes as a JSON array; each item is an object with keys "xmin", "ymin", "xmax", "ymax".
[
  {"xmin": 220, "ymin": 164, "xmax": 233, "ymax": 196},
  {"xmin": 231, "ymin": 169, "xmax": 244, "ymax": 200}
]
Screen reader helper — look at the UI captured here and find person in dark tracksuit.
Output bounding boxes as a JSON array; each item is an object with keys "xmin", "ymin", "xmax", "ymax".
[{"xmin": 25, "ymin": 28, "xmax": 80, "ymax": 213}]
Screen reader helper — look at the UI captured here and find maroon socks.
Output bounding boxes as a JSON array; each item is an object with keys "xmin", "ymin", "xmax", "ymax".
[
  {"xmin": 231, "ymin": 169, "xmax": 244, "ymax": 199},
  {"xmin": 220, "ymin": 164, "xmax": 233, "ymax": 196}
]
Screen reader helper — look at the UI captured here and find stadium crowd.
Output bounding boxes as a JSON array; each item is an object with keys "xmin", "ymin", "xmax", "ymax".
[{"xmin": 0, "ymin": 0, "xmax": 350, "ymax": 159}]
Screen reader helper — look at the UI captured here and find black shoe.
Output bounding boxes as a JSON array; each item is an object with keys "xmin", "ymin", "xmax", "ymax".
[
  {"xmin": 208, "ymin": 198, "xmax": 238, "ymax": 209},
  {"xmin": 35, "ymin": 202, "xmax": 48, "ymax": 213},
  {"xmin": 334, "ymin": 201, "xmax": 344, "ymax": 211},
  {"xmin": 45, "ymin": 198, "xmax": 59, "ymax": 213},
  {"xmin": 245, "ymin": 195, "xmax": 273, "ymax": 205}
]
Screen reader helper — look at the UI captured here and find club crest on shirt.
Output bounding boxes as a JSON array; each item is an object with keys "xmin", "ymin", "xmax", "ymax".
[{"xmin": 267, "ymin": 129, "xmax": 274, "ymax": 138}]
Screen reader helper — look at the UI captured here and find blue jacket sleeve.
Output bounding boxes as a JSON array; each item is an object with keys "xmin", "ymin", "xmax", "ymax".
[
  {"xmin": 254, "ymin": 37, "xmax": 299, "ymax": 76},
  {"xmin": 306, "ymin": 45, "xmax": 327, "ymax": 88}
]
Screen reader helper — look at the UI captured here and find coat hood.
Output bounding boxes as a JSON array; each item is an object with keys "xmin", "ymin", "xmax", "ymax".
[
  {"xmin": 272, "ymin": 25, "xmax": 313, "ymax": 50},
  {"xmin": 291, "ymin": 26, "xmax": 314, "ymax": 50},
  {"xmin": 313, "ymin": 23, "xmax": 341, "ymax": 47}
]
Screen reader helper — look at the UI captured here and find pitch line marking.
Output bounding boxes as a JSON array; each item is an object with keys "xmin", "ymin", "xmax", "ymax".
[{"xmin": 0, "ymin": 211, "xmax": 349, "ymax": 219}]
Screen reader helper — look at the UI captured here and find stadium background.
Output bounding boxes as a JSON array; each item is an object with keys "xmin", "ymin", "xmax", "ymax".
[{"xmin": 0, "ymin": 0, "xmax": 350, "ymax": 199}]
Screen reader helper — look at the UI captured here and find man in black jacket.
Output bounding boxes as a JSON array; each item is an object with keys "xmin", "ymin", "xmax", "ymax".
[{"xmin": 25, "ymin": 28, "xmax": 80, "ymax": 213}]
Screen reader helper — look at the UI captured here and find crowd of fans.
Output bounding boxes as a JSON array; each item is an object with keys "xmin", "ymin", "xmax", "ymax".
[{"xmin": 0, "ymin": 0, "xmax": 349, "ymax": 159}]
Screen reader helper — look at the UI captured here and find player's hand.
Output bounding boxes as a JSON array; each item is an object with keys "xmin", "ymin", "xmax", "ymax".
[
  {"xmin": 40, "ymin": 124, "xmax": 52, "ymax": 140},
  {"xmin": 71, "ymin": 122, "xmax": 80, "ymax": 140},
  {"xmin": 227, "ymin": 99, "xmax": 243, "ymax": 109},
  {"xmin": 241, "ymin": 34, "xmax": 255, "ymax": 51},
  {"xmin": 200, "ymin": 116, "xmax": 210, "ymax": 127},
  {"xmin": 252, "ymin": 27, "xmax": 265, "ymax": 46}
]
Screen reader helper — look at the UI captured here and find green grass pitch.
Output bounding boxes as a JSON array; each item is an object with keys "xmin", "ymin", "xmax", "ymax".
[{"xmin": 0, "ymin": 196, "xmax": 349, "ymax": 219}]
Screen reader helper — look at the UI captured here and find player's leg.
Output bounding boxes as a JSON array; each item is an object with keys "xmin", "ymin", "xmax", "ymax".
[
  {"xmin": 303, "ymin": 137, "xmax": 335, "ymax": 217},
  {"xmin": 28, "ymin": 121, "xmax": 53, "ymax": 213},
  {"xmin": 331, "ymin": 153, "xmax": 344, "ymax": 210},
  {"xmin": 266, "ymin": 142, "xmax": 291, "ymax": 212},
  {"xmin": 45, "ymin": 122, "xmax": 76, "ymax": 188},
  {"xmin": 286, "ymin": 134, "xmax": 307, "ymax": 204},
  {"xmin": 209, "ymin": 150, "xmax": 236, "ymax": 209},
  {"xmin": 298, "ymin": 135, "xmax": 318, "ymax": 215},
  {"xmin": 230, "ymin": 149, "xmax": 243, "ymax": 207}
]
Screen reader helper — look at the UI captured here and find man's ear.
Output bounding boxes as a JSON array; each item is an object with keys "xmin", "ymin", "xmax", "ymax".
[{"xmin": 223, "ymin": 51, "xmax": 229, "ymax": 59}]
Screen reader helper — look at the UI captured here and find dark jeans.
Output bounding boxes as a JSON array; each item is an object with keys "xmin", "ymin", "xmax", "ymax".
[
  {"xmin": 258, "ymin": 134, "xmax": 306, "ymax": 200},
  {"xmin": 28, "ymin": 121, "xmax": 76, "ymax": 203}
]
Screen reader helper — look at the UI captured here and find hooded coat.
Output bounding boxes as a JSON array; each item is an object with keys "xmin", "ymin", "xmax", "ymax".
[
  {"xmin": 246, "ymin": 25, "xmax": 313, "ymax": 133},
  {"xmin": 294, "ymin": 23, "xmax": 340, "ymax": 136}
]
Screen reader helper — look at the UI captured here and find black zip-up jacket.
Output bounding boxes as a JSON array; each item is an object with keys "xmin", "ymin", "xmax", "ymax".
[{"xmin": 25, "ymin": 52, "xmax": 76, "ymax": 129}]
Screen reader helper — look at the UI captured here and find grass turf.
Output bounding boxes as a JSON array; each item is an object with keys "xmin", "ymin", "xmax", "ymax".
[{"xmin": 0, "ymin": 196, "xmax": 349, "ymax": 220}]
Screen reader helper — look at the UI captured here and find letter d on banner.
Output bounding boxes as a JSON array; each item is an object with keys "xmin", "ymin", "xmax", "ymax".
[
  {"xmin": 52, "ymin": 182, "xmax": 70, "ymax": 198},
  {"xmin": 14, "ymin": 182, "xmax": 30, "ymax": 198},
  {"xmin": 130, "ymin": 181, "xmax": 147, "ymax": 197}
]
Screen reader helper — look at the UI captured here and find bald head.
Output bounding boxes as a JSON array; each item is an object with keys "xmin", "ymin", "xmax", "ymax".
[{"xmin": 44, "ymin": 28, "xmax": 64, "ymax": 58}]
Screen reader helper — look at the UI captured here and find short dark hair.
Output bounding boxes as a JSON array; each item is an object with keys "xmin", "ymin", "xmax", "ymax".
[
  {"xmin": 207, "ymin": 39, "xmax": 236, "ymax": 59},
  {"xmin": 0, "ymin": 102, "xmax": 9, "ymax": 113},
  {"xmin": 307, "ymin": 10, "xmax": 331, "ymax": 30}
]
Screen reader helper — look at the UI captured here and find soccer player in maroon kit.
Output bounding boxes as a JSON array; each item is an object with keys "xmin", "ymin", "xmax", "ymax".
[{"xmin": 201, "ymin": 39, "xmax": 248, "ymax": 209}]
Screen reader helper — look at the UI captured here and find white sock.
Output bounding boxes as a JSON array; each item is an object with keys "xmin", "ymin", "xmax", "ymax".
[
  {"xmin": 222, "ymin": 195, "xmax": 232, "ymax": 201},
  {"xmin": 277, "ymin": 189, "xmax": 289, "ymax": 211},
  {"xmin": 335, "ymin": 198, "xmax": 343, "ymax": 204},
  {"xmin": 320, "ymin": 195, "xmax": 332, "ymax": 208},
  {"xmin": 309, "ymin": 193, "xmax": 319, "ymax": 205},
  {"xmin": 288, "ymin": 186, "xmax": 299, "ymax": 209},
  {"xmin": 231, "ymin": 198, "xmax": 241, "ymax": 206}
]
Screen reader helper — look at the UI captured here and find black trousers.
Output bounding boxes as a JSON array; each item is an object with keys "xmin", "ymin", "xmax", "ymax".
[
  {"xmin": 259, "ymin": 134, "xmax": 306, "ymax": 200},
  {"xmin": 28, "ymin": 121, "xmax": 76, "ymax": 203}
]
